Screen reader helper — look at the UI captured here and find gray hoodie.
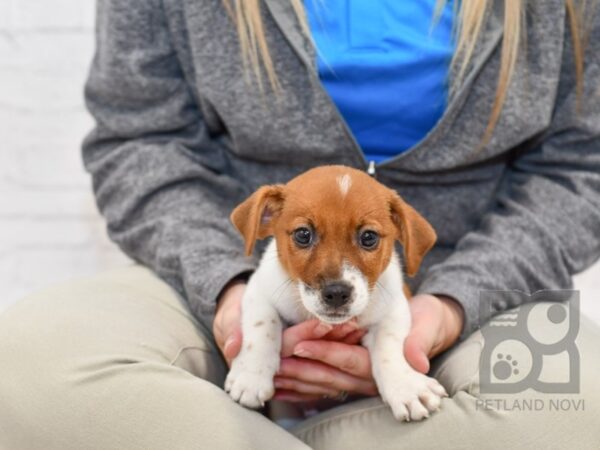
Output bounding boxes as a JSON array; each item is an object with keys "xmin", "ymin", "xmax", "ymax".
[{"xmin": 83, "ymin": 0, "xmax": 600, "ymax": 338}]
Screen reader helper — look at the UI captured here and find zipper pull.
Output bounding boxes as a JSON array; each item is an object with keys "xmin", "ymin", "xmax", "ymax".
[{"xmin": 367, "ymin": 160, "xmax": 376, "ymax": 178}]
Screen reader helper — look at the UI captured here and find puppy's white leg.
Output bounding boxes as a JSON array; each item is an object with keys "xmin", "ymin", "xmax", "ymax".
[
  {"xmin": 364, "ymin": 299, "xmax": 448, "ymax": 421},
  {"xmin": 225, "ymin": 279, "xmax": 283, "ymax": 409}
]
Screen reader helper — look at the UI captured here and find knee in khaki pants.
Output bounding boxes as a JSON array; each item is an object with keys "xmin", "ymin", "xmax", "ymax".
[
  {"xmin": 291, "ymin": 303, "xmax": 600, "ymax": 450},
  {"xmin": 3, "ymin": 273, "xmax": 599, "ymax": 450},
  {"xmin": 0, "ymin": 266, "xmax": 309, "ymax": 450}
]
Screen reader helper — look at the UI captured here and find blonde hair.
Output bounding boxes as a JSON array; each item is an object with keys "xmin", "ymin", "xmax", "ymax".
[{"xmin": 224, "ymin": 0, "xmax": 593, "ymax": 145}]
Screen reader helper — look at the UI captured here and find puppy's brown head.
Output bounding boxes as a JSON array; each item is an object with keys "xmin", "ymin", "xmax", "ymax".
[{"xmin": 231, "ymin": 165, "xmax": 436, "ymax": 322}]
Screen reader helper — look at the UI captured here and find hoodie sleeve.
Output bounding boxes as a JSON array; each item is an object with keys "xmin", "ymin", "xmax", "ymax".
[
  {"xmin": 417, "ymin": 15, "xmax": 600, "ymax": 339},
  {"xmin": 82, "ymin": 0, "xmax": 257, "ymax": 329}
]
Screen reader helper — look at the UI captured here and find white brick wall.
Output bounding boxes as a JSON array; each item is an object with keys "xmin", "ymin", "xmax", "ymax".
[
  {"xmin": 1, "ymin": 0, "xmax": 95, "ymax": 30},
  {"xmin": 1, "ymin": 1, "xmax": 599, "ymax": 326},
  {"xmin": 0, "ymin": 0, "xmax": 129, "ymax": 311}
]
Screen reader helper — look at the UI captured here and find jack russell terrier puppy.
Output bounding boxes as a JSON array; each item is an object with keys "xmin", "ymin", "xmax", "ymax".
[{"xmin": 225, "ymin": 165, "xmax": 448, "ymax": 421}]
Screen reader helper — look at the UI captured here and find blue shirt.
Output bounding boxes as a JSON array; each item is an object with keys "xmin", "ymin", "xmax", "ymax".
[{"xmin": 304, "ymin": 0, "xmax": 455, "ymax": 163}]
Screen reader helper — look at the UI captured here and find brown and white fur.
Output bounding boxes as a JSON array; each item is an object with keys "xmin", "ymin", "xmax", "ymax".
[{"xmin": 225, "ymin": 165, "xmax": 447, "ymax": 421}]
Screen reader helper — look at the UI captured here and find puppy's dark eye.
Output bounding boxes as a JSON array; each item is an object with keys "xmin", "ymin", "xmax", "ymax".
[
  {"xmin": 293, "ymin": 227, "xmax": 313, "ymax": 248},
  {"xmin": 359, "ymin": 230, "xmax": 379, "ymax": 250}
]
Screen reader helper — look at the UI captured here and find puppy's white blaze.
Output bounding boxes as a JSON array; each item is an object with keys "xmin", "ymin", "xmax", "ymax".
[
  {"xmin": 336, "ymin": 174, "xmax": 352, "ymax": 197},
  {"xmin": 340, "ymin": 262, "xmax": 370, "ymax": 317}
]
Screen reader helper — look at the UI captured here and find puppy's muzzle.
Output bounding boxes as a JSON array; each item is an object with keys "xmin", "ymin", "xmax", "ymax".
[{"xmin": 321, "ymin": 281, "xmax": 353, "ymax": 308}]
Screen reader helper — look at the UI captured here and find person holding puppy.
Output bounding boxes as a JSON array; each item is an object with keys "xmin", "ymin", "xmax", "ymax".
[{"xmin": 1, "ymin": 0, "xmax": 599, "ymax": 449}]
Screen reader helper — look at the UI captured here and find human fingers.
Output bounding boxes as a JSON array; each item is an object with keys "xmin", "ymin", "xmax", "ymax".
[
  {"xmin": 281, "ymin": 319, "xmax": 365, "ymax": 357},
  {"xmin": 213, "ymin": 285, "xmax": 244, "ymax": 366},
  {"xmin": 273, "ymin": 376, "xmax": 340, "ymax": 398},
  {"xmin": 280, "ymin": 320, "xmax": 334, "ymax": 357},
  {"xmin": 404, "ymin": 329, "xmax": 431, "ymax": 374},
  {"xmin": 323, "ymin": 320, "xmax": 360, "ymax": 341},
  {"xmin": 272, "ymin": 390, "xmax": 323, "ymax": 403},
  {"xmin": 341, "ymin": 328, "xmax": 367, "ymax": 345},
  {"xmin": 293, "ymin": 340, "xmax": 373, "ymax": 379},
  {"xmin": 222, "ymin": 326, "xmax": 243, "ymax": 366},
  {"xmin": 278, "ymin": 357, "xmax": 378, "ymax": 396},
  {"xmin": 404, "ymin": 294, "xmax": 462, "ymax": 373}
]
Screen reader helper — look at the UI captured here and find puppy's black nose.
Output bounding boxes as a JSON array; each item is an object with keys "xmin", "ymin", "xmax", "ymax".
[{"xmin": 321, "ymin": 282, "xmax": 353, "ymax": 308}]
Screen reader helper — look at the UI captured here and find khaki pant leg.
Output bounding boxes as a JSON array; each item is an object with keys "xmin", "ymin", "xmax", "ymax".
[
  {"xmin": 0, "ymin": 266, "xmax": 309, "ymax": 450},
  {"xmin": 292, "ymin": 303, "xmax": 600, "ymax": 450}
]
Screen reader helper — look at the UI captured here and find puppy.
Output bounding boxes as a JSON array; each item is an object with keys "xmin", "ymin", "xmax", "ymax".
[{"xmin": 225, "ymin": 165, "xmax": 447, "ymax": 421}]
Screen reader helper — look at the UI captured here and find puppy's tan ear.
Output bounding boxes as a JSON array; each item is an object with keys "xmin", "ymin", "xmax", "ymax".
[
  {"xmin": 389, "ymin": 193, "xmax": 437, "ymax": 277},
  {"xmin": 231, "ymin": 185, "xmax": 285, "ymax": 256}
]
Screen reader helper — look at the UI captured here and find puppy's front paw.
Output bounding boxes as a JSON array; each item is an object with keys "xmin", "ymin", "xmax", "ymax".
[
  {"xmin": 225, "ymin": 357, "xmax": 276, "ymax": 409},
  {"xmin": 380, "ymin": 370, "xmax": 448, "ymax": 421}
]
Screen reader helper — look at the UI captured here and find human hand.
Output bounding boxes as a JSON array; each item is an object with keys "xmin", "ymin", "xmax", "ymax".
[
  {"xmin": 214, "ymin": 281, "xmax": 463, "ymax": 402},
  {"xmin": 403, "ymin": 294, "xmax": 465, "ymax": 374},
  {"xmin": 214, "ymin": 282, "xmax": 375, "ymax": 402},
  {"xmin": 276, "ymin": 294, "xmax": 464, "ymax": 401},
  {"xmin": 273, "ymin": 319, "xmax": 377, "ymax": 402},
  {"xmin": 213, "ymin": 278, "xmax": 376, "ymax": 402},
  {"xmin": 213, "ymin": 280, "xmax": 246, "ymax": 366}
]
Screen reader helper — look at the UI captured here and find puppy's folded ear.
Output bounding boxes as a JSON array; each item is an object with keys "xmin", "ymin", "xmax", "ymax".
[
  {"xmin": 231, "ymin": 185, "xmax": 285, "ymax": 256},
  {"xmin": 389, "ymin": 193, "xmax": 437, "ymax": 277}
]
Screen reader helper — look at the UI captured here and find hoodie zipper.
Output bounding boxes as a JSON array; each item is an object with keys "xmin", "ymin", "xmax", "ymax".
[{"xmin": 367, "ymin": 160, "xmax": 376, "ymax": 177}]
